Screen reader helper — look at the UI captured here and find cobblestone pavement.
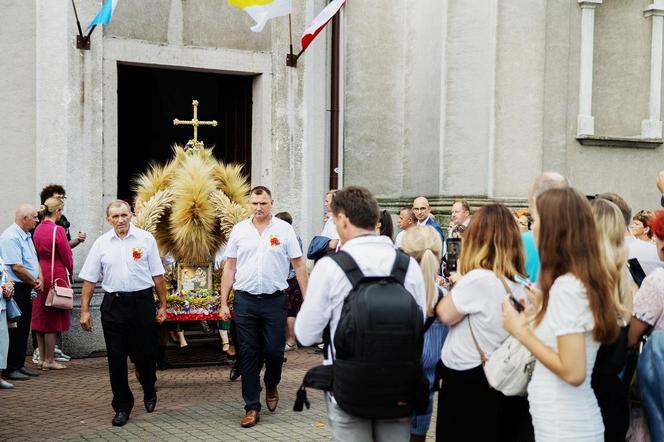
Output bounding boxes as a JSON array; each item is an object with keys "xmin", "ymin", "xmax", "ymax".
[{"xmin": 0, "ymin": 348, "xmax": 436, "ymax": 441}]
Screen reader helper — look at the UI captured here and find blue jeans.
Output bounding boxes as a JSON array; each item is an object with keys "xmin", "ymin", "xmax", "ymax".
[
  {"xmin": 638, "ymin": 330, "xmax": 664, "ymax": 441},
  {"xmin": 234, "ymin": 291, "xmax": 287, "ymax": 411}
]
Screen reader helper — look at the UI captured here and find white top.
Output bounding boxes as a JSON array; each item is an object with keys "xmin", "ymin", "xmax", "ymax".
[
  {"xmin": 295, "ymin": 235, "xmax": 427, "ymax": 363},
  {"xmin": 79, "ymin": 224, "xmax": 165, "ymax": 293},
  {"xmin": 626, "ymin": 235, "xmax": 664, "ymax": 276},
  {"xmin": 441, "ymin": 269, "xmax": 524, "ymax": 370},
  {"xmin": 320, "ymin": 217, "xmax": 340, "ymax": 240},
  {"xmin": 224, "ymin": 215, "xmax": 302, "ymax": 294},
  {"xmin": 527, "ymin": 273, "xmax": 604, "ymax": 441},
  {"xmin": 394, "ymin": 230, "xmax": 406, "ymax": 248}
]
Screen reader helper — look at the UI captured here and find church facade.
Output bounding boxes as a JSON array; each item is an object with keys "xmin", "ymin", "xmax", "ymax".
[{"xmin": 2, "ymin": 0, "xmax": 664, "ymax": 261}]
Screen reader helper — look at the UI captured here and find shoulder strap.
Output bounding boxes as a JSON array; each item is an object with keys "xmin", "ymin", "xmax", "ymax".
[
  {"xmin": 330, "ymin": 251, "xmax": 365, "ymax": 288},
  {"xmin": 51, "ymin": 225, "xmax": 57, "ymax": 287},
  {"xmin": 498, "ymin": 275, "xmax": 514, "ymax": 296},
  {"xmin": 390, "ymin": 250, "xmax": 410, "ymax": 285},
  {"xmin": 467, "ymin": 316, "xmax": 488, "ymax": 365}
]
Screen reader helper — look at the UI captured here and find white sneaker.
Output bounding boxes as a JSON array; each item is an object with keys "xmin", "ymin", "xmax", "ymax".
[
  {"xmin": 54, "ymin": 347, "xmax": 71, "ymax": 361},
  {"xmin": 32, "ymin": 348, "xmax": 40, "ymax": 364},
  {"xmin": 0, "ymin": 379, "xmax": 14, "ymax": 389}
]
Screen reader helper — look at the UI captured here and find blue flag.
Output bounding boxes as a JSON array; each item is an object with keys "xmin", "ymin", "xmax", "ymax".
[{"xmin": 87, "ymin": 0, "xmax": 119, "ymax": 30}]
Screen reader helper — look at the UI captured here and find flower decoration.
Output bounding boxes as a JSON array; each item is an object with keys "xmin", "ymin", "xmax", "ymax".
[
  {"xmin": 131, "ymin": 247, "xmax": 144, "ymax": 261},
  {"xmin": 269, "ymin": 234, "xmax": 281, "ymax": 248}
]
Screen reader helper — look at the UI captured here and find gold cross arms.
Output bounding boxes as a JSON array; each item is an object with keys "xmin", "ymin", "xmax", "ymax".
[{"xmin": 173, "ymin": 100, "xmax": 218, "ymax": 150}]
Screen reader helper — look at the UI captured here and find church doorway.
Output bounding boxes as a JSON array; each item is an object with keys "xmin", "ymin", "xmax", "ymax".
[{"xmin": 116, "ymin": 64, "xmax": 253, "ymax": 202}]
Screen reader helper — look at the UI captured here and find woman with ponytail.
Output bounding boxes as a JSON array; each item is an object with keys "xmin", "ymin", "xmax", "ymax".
[
  {"xmin": 400, "ymin": 225, "xmax": 447, "ymax": 442},
  {"xmin": 435, "ymin": 203, "xmax": 531, "ymax": 441},
  {"xmin": 32, "ymin": 197, "xmax": 73, "ymax": 370}
]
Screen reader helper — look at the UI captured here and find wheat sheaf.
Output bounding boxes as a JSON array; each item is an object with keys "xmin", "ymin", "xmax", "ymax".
[{"xmin": 133, "ymin": 145, "xmax": 250, "ymax": 263}]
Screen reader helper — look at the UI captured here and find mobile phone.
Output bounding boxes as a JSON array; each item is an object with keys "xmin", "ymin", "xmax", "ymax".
[
  {"xmin": 510, "ymin": 295, "xmax": 525, "ymax": 313},
  {"xmin": 627, "ymin": 258, "xmax": 647, "ymax": 288},
  {"xmin": 446, "ymin": 238, "xmax": 461, "ymax": 273}
]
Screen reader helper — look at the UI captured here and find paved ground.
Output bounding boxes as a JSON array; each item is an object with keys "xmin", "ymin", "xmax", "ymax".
[{"xmin": 0, "ymin": 348, "xmax": 436, "ymax": 441}]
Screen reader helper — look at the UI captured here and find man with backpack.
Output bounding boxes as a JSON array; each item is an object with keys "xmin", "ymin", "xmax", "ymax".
[{"xmin": 295, "ymin": 186, "xmax": 427, "ymax": 441}]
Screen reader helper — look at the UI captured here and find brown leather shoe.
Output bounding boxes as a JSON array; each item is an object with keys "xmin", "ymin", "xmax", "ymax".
[
  {"xmin": 240, "ymin": 410, "xmax": 260, "ymax": 428},
  {"xmin": 266, "ymin": 387, "xmax": 279, "ymax": 412}
]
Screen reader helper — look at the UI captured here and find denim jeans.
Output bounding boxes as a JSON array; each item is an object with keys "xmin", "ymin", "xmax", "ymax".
[{"xmin": 638, "ymin": 329, "xmax": 664, "ymax": 441}]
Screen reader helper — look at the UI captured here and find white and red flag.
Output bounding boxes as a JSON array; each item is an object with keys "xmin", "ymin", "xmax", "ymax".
[{"xmin": 301, "ymin": 0, "xmax": 346, "ymax": 51}]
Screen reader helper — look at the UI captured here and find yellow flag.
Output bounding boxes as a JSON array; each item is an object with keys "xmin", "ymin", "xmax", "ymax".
[{"xmin": 228, "ymin": 0, "xmax": 291, "ymax": 32}]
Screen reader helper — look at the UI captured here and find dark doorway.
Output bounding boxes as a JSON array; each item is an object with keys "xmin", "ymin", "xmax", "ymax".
[{"xmin": 116, "ymin": 64, "xmax": 253, "ymax": 202}]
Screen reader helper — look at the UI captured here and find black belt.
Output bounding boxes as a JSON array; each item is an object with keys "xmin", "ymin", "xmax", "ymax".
[
  {"xmin": 106, "ymin": 288, "xmax": 153, "ymax": 298},
  {"xmin": 236, "ymin": 289, "xmax": 284, "ymax": 299}
]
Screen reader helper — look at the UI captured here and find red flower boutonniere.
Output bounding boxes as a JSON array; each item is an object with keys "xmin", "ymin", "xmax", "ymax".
[
  {"xmin": 132, "ymin": 247, "xmax": 144, "ymax": 261},
  {"xmin": 269, "ymin": 235, "xmax": 281, "ymax": 248}
]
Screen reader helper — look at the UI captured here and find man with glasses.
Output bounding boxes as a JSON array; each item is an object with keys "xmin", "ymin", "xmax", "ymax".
[
  {"xmin": 38, "ymin": 184, "xmax": 87, "ymax": 249},
  {"xmin": 412, "ymin": 196, "xmax": 445, "ymax": 246}
]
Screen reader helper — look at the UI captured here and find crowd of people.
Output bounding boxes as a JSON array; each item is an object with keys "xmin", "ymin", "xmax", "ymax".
[{"xmin": 1, "ymin": 172, "xmax": 664, "ymax": 441}]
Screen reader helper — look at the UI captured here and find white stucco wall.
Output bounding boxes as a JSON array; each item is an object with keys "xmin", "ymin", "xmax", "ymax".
[{"xmin": 0, "ymin": 1, "xmax": 37, "ymax": 227}]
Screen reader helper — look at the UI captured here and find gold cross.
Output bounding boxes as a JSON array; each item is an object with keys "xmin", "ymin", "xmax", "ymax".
[{"xmin": 173, "ymin": 100, "xmax": 218, "ymax": 150}]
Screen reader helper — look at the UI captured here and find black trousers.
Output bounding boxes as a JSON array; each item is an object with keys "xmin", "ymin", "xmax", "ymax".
[
  {"xmin": 234, "ymin": 290, "xmax": 287, "ymax": 411},
  {"xmin": 5, "ymin": 283, "xmax": 33, "ymax": 373},
  {"xmin": 100, "ymin": 290, "xmax": 158, "ymax": 414},
  {"xmin": 436, "ymin": 362, "xmax": 533, "ymax": 442}
]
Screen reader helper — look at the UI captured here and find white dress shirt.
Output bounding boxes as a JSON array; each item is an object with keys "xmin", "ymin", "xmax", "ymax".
[
  {"xmin": 295, "ymin": 235, "xmax": 427, "ymax": 363},
  {"xmin": 224, "ymin": 215, "xmax": 302, "ymax": 294},
  {"xmin": 79, "ymin": 224, "xmax": 165, "ymax": 293}
]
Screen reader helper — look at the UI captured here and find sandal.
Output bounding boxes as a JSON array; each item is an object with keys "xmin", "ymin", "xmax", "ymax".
[
  {"xmin": 285, "ymin": 342, "xmax": 297, "ymax": 352},
  {"xmin": 42, "ymin": 362, "xmax": 67, "ymax": 370}
]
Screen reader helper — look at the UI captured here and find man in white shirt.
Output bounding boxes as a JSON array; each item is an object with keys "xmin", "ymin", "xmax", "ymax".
[
  {"xmin": 79, "ymin": 200, "xmax": 168, "ymax": 427},
  {"xmin": 296, "ymin": 186, "xmax": 426, "ymax": 441},
  {"xmin": 394, "ymin": 207, "xmax": 416, "ymax": 248},
  {"xmin": 220, "ymin": 186, "xmax": 308, "ymax": 428}
]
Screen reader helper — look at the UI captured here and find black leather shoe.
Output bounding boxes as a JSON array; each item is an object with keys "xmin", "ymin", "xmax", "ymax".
[
  {"xmin": 112, "ymin": 411, "xmax": 130, "ymax": 427},
  {"xmin": 144, "ymin": 396, "xmax": 157, "ymax": 413},
  {"xmin": 229, "ymin": 366, "xmax": 241, "ymax": 381},
  {"xmin": 19, "ymin": 366, "xmax": 40, "ymax": 377}
]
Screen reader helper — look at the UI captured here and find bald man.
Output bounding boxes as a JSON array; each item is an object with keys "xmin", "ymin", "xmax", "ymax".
[
  {"xmin": 412, "ymin": 196, "xmax": 445, "ymax": 245},
  {"xmin": 523, "ymin": 172, "xmax": 569, "ymax": 282},
  {"xmin": 1, "ymin": 204, "xmax": 42, "ymax": 381}
]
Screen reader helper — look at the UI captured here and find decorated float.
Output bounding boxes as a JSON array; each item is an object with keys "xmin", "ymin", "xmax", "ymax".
[{"xmin": 132, "ymin": 100, "xmax": 250, "ymax": 320}]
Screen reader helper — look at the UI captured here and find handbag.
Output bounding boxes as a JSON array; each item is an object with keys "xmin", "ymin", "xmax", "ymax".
[
  {"xmin": 44, "ymin": 226, "xmax": 73, "ymax": 310},
  {"xmin": 5, "ymin": 298, "xmax": 21, "ymax": 323},
  {"xmin": 467, "ymin": 275, "xmax": 535, "ymax": 396}
]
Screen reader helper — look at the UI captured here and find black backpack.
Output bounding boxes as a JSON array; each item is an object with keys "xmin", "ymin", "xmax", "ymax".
[{"xmin": 294, "ymin": 250, "xmax": 428, "ymax": 419}]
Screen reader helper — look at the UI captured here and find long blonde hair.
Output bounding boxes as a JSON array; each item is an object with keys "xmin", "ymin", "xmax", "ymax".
[
  {"xmin": 591, "ymin": 199, "xmax": 632, "ymax": 323},
  {"xmin": 401, "ymin": 226, "xmax": 442, "ymax": 316}
]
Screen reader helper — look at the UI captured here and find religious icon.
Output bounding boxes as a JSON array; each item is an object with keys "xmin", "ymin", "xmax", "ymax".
[{"xmin": 178, "ymin": 263, "xmax": 213, "ymax": 292}]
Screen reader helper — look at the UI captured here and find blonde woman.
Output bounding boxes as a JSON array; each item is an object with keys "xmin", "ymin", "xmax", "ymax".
[
  {"xmin": 590, "ymin": 198, "xmax": 632, "ymax": 442},
  {"xmin": 435, "ymin": 204, "xmax": 530, "ymax": 442},
  {"xmin": 401, "ymin": 226, "xmax": 447, "ymax": 442},
  {"xmin": 32, "ymin": 197, "xmax": 73, "ymax": 370}
]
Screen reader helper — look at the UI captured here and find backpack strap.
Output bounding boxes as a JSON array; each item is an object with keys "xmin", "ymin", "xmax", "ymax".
[
  {"xmin": 390, "ymin": 250, "xmax": 410, "ymax": 285},
  {"xmin": 330, "ymin": 251, "xmax": 365, "ymax": 289}
]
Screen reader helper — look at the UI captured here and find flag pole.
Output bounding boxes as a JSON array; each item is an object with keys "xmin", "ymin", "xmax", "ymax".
[
  {"xmin": 72, "ymin": 0, "xmax": 91, "ymax": 50},
  {"xmin": 286, "ymin": 13, "xmax": 298, "ymax": 67}
]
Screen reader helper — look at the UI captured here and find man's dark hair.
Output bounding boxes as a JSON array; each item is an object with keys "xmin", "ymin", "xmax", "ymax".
[
  {"xmin": 331, "ymin": 186, "xmax": 379, "ymax": 230},
  {"xmin": 250, "ymin": 185, "xmax": 272, "ymax": 199},
  {"xmin": 400, "ymin": 207, "xmax": 417, "ymax": 223},
  {"xmin": 597, "ymin": 192, "xmax": 631, "ymax": 227},
  {"xmin": 40, "ymin": 184, "xmax": 66, "ymax": 204},
  {"xmin": 275, "ymin": 211, "xmax": 293, "ymax": 225}
]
